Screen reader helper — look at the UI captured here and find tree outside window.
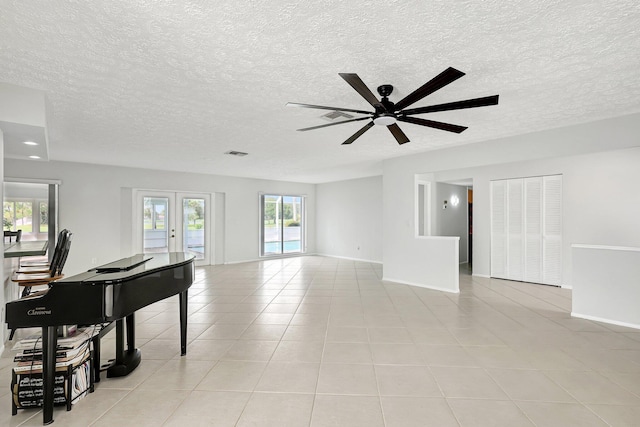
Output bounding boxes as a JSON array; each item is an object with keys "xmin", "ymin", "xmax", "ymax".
[
  {"xmin": 3, "ymin": 201, "xmax": 33, "ymax": 232},
  {"xmin": 39, "ymin": 202, "xmax": 49, "ymax": 232}
]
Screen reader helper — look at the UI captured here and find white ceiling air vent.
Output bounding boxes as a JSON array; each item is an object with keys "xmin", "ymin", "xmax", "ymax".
[
  {"xmin": 225, "ymin": 150, "xmax": 248, "ymax": 157},
  {"xmin": 321, "ymin": 111, "xmax": 354, "ymax": 121}
]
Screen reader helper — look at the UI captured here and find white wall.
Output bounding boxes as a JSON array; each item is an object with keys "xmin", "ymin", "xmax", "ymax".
[
  {"xmin": 383, "ymin": 112, "xmax": 640, "ymax": 289},
  {"xmin": 4, "ymin": 182, "xmax": 48, "ymax": 199},
  {"xmin": 316, "ymin": 176, "xmax": 382, "ymax": 263},
  {"xmin": 572, "ymin": 245, "xmax": 640, "ymax": 329},
  {"xmin": 4, "ymin": 160, "xmax": 316, "ymax": 276},
  {"xmin": 0, "ymin": 128, "xmax": 5, "ymax": 347},
  {"xmin": 435, "ymin": 183, "xmax": 468, "ymax": 263}
]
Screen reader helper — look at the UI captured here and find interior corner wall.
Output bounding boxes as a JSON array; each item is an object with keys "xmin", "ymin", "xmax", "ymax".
[
  {"xmin": 383, "ymin": 113, "xmax": 640, "ymax": 290},
  {"xmin": 435, "ymin": 183, "xmax": 468, "ymax": 263},
  {"xmin": 3, "ymin": 159, "xmax": 316, "ymax": 276},
  {"xmin": 316, "ymin": 175, "xmax": 382, "ymax": 263}
]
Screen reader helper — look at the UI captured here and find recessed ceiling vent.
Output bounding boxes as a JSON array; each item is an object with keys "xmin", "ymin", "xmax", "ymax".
[
  {"xmin": 321, "ymin": 111, "xmax": 354, "ymax": 121},
  {"xmin": 225, "ymin": 150, "xmax": 248, "ymax": 157}
]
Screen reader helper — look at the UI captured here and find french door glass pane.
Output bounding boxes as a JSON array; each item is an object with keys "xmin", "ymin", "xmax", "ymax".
[
  {"xmin": 143, "ymin": 197, "xmax": 169, "ymax": 253},
  {"xmin": 182, "ymin": 198, "xmax": 205, "ymax": 260}
]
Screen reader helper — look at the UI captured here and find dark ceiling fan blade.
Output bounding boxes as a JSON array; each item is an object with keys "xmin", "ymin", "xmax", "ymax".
[
  {"xmin": 338, "ymin": 73, "xmax": 382, "ymax": 108},
  {"xmin": 398, "ymin": 116, "xmax": 468, "ymax": 133},
  {"xmin": 286, "ymin": 102, "xmax": 373, "ymax": 115},
  {"xmin": 342, "ymin": 121, "xmax": 375, "ymax": 145},
  {"xmin": 393, "ymin": 67, "xmax": 465, "ymax": 111},
  {"xmin": 401, "ymin": 95, "xmax": 499, "ymax": 116},
  {"xmin": 296, "ymin": 117, "xmax": 372, "ymax": 131},
  {"xmin": 387, "ymin": 124, "xmax": 410, "ymax": 145}
]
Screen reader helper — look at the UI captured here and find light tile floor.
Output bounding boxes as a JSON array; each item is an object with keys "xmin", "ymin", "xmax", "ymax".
[{"xmin": 2, "ymin": 256, "xmax": 640, "ymax": 426}]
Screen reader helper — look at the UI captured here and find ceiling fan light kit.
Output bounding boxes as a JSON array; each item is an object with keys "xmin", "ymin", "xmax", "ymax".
[
  {"xmin": 373, "ymin": 114, "xmax": 396, "ymax": 126},
  {"xmin": 287, "ymin": 67, "xmax": 499, "ymax": 145}
]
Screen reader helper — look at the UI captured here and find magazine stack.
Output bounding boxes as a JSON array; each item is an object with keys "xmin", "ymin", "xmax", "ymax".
[{"xmin": 10, "ymin": 327, "xmax": 95, "ymax": 414}]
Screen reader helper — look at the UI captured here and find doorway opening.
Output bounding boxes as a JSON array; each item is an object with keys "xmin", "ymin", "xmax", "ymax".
[{"xmin": 435, "ymin": 178, "xmax": 473, "ymax": 265}]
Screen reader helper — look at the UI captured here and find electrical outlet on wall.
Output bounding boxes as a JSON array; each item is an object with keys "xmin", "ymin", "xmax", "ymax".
[{"xmin": 91, "ymin": 258, "xmax": 98, "ymax": 265}]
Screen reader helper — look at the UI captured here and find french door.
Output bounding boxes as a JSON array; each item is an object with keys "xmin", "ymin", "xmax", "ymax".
[{"xmin": 134, "ymin": 190, "xmax": 211, "ymax": 265}]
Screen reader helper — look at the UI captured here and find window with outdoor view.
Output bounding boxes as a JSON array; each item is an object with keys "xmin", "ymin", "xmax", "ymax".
[
  {"xmin": 260, "ymin": 194, "xmax": 305, "ymax": 256},
  {"xmin": 4, "ymin": 200, "xmax": 35, "ymax": 234},
  {"xmin": 39, "ymin": 202, "xmax": 48, "ymax": 233}
]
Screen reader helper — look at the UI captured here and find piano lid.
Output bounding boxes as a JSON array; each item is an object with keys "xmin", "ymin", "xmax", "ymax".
[{"xmin": 55, "ymin": 252, "xmax": 196, "ymax": 284}]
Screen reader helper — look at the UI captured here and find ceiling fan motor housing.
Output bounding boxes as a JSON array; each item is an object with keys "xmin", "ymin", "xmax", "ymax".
[{"xmin": 377, "ymin": 84, "xmax": 394, "ymax": 97}]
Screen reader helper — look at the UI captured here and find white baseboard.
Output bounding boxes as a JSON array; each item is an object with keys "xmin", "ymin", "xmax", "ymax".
[
  {"xmin": 223, "ymin": 258, "xmax": 262, "ymax": 265},
  {"xmin": 316, "ymin": 253, "xmax": 383, "ymax": 264},
  {"xmin": 571, "ymin": 312, "xmax": 640, "ymax": 330},
  {"xmin": 382, "ymin": 276, "xmax": 459, "ymax": 294},
  {"xmin": 223, "ymin": 253, "xmax": 316, "ymax": 265},
  {"xmin": 472, "ymin": 273, "xmax": 491, "ymax": 278}
]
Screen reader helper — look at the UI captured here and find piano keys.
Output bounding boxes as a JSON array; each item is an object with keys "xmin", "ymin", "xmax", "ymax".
[{"xmin": 5, "ymin": 252, "xmax": 195, "ymax": 425}]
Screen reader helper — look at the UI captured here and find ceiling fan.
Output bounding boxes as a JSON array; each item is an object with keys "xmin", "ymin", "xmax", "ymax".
[{"xmin": 287, "ymin": 67, "xmax": 499, "ymax": 145}]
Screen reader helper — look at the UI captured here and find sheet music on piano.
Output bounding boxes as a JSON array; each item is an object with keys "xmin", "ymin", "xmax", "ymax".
[{"xmin": 93, "ymin": 254, "xmax": 153, "ymax": 273}]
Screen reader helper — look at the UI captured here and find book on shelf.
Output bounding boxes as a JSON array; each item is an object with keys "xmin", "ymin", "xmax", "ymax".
[
  {"xmin": 12, "ymin": 326, "xmax": 94, "ymax": 374},
  {"xmin": 13, "ymin": 349, "xmax": 91, "ymax": 373},
  {"xmin": 14, "ymin": 344, "xmax": 88, "ymax": 362},
  {"xmin": 12, "ymin": 358, "xmax": 92, "ymax": 409},
  {"xmin": 12, "ymin": 327, "xmax": 99, "ymax": 352}
]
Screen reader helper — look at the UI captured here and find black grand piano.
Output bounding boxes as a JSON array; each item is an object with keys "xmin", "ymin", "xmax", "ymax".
[{"xmin": 5, "ymin": 252, "xmax": 195, "ymax": 425}]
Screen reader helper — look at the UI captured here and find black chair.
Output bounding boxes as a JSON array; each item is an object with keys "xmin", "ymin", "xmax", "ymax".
[
  {"xmin": 19, "ymin": 229, "xmax": 70, "ymax": 271},
  {"xmin": 8, "ymin": 231, "xmax": 73, "ymax": 340},
  {"xmin": 4, "ymin": 230, "xmax": 22, "ymax": 243},
  {"xmin": 12, "ymin": 231, "xmax": 73, "ymax": 297}
]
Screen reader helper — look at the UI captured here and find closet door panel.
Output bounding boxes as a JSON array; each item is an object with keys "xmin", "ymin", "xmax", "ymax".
[
  {"xmin": 524, "ymin": 177, "xmax": 543, "ymax": 283},
  {"xmin": 543, "ymin": 175, "xmax": 563, "ymax": 285},
  {"xmin": 490, "ymin": 180, "xmax": 508, "ymax": 279},
  {"xmin": 507, "ymin": 179, "xmax": 524, "ymax": 281}
]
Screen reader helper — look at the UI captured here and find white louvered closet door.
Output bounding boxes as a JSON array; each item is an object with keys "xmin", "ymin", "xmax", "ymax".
[
  {"xmin": 490, "ymin": 180, "xmax": 507, "ymax": 279},
  {"xmin": 491, "ymin": 175, "xmax": 562, "ymax": 285},
  {"xmin": 524, "ymin": 177, "xmax": 543, "ymax": 283},
  {"xmin": 507, "ymin": 179, "xmax": 524, "ymax": 281},
  {"xmin": 542, "ymin": 175, "xmax": 562, "ymax": 285}
]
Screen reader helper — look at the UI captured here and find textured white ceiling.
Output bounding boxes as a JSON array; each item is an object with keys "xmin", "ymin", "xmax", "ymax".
[{"xmin": 1, "ymin": 1, "xmax": 639, "ymax": 183}]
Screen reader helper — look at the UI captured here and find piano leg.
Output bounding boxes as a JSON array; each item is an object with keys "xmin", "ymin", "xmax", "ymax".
[
  {"xmin": 106, "ymin": 315, "xmax": 141, "ymax": 378},
  {"xmin": 126, "ymin": 313, "xmax": 135, "ymax": 352},
  {"xmin": 92, "ymin": 335, "xmax": 102, "ymax": 383},
  {"xmin": 179, "ymin": 290, "xmax": 188, "ymax": 355},
  {"xmin": 42, "ymin": 325, "xmax": 57, "ymax": 425}
]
